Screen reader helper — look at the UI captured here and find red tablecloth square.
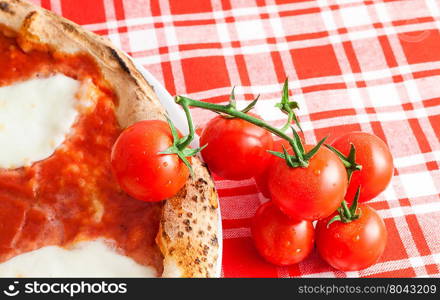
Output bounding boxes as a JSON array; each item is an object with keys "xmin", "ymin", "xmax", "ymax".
[
  {"xmin": 169, "ymin": 0, "xmax": 213, "ymax": 15},
  {"xmin": 182, "ymin": 56, "xmax": 231, "ymax": 94},
  {"xmin": 399, "ymin": 30, "xmax": 440, "ymax": 64},
  {"xmin": 61, "ymin": 0, "xmax": 106, "ymax": 25},
  {"xmin": 222, "ymin": 237, "xmax": 279, "ymax": 278},
  {"xmin": 291, "ymin": 45, "xmax": 342, "ymax": 79}
]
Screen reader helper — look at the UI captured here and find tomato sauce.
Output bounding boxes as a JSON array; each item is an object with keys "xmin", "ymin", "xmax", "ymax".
[{"xmin": 0, "ymin": 31, "xmax": 163, "ymax": 274}]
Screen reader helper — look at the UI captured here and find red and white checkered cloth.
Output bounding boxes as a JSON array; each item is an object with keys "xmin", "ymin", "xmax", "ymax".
[{"xmin": 31, "ymin": 0, "xmax": 440, "ymax": 278}]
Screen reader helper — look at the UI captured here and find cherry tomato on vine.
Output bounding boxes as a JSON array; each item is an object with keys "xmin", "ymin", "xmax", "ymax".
[
  {"xmin": 111, "ymin": 120, "xmax": 189, "ymax": 202},
  {"xmin": 268, "ymin": 145, "xmax": 347, "ymax": 221},
  {"xmin": 200, "ymin": 113, "xmax": 273, "ymax": 180},
  {"xmin": 315, "ymin": 204, "xmax": 387, "ymax": 271},
  {"xmin": 254, "ymin": 139, "xmax": 290, "ymax": 198},
  {"xmin": 251, "ymin": 201, "xmax": 315, "ymax": 266},
  {"xmin": 332, "ymin": 132, "xmax": 393, "ymax": 202}
]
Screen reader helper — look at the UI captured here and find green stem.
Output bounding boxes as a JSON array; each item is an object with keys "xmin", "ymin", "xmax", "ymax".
[
  {"xmin": 177, "ymin": 103, "xmax": 195, "ymax": 150},
  {"xmin": 341, "ymin": 201, "xmax": 352, "ymax": 219},
  {"xmin": 280, "ymin": 112, "xmax": 293, "ymax": 132},
  {"xmin": 176, "ymin": 95, "xmax": 308, "ymax": 167}
]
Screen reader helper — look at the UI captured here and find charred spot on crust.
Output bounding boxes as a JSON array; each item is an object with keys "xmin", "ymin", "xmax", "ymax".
[
  {"xmin": 0, "ymin": 2, "xmax": 14, "ymax": 14},
  {"xmin": 196, "ymin": 178, "xmax": 208, "ymax": 187},
  {"xmin": 210, "ymin": 235, "xmax": 218, "ymax": 247},
  {"xmin": 61, "ymin": 22, "xmax": 76, "ymax": 33},
  {"xmin": 108, "ymin": 47, "xmax": 130, "ymax": 74}
]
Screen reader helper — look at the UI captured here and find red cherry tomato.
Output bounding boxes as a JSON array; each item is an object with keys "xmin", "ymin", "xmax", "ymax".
[
  {"xmin": 268, "ymin": 145, "xmax": 347, "ymax": 221},
  {"xmin": 254, "ymin": 139, "xmax": 290, "ymax": 198},
  {"xmin": 332, "ymin": 132, "xmax": 394, "ymax": 202},
  {"xmin": 111, "ymin": 120, "xmax": 189, "ymax": 202},
  {"xmin": 315, "ymin": 204, "xmax": 387, "ymax": 271},
  {"xmin": 200, "ymin": 114, "xmax": 273, "ymax": 180},
  {"xmin": 251, "ymin": 201, "xmax": 314, "ymax": 266}
]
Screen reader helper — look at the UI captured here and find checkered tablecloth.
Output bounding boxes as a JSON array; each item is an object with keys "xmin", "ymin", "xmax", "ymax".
[{"xmin": 31, "ymin": 0, "xmax": 440, "ymax": 278}]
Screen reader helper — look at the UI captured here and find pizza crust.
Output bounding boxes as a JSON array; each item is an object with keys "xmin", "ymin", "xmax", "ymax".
[
  {"xmin": 0, "ymin": 0, "xmax": 219, "ymax": 278},
  {"xmin": 158, "ymin": 158, "xmax": 219, "ymax": 277}
]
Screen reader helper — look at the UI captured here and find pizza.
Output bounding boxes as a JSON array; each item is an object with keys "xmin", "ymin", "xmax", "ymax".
[{"xmin": 0, "ymin": 0, "xmax": 219, "ymax": 278}]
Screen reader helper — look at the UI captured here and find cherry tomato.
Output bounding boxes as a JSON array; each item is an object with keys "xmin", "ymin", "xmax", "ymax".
[
  {"xmin": 251, "ymin": 201, "xmax": 314, "ymax": 266},
  {"xmin": 315, "ymin": 204, "xmax": 387, "ymax": 271},
  {"xmin": 268, "ymin": 145, "xmax": 347, "ymax": 221},
  {"xmin": 111, "ymin": 120, "xmax": 189, "ymax": 202},
  {"xmin": 254, "ymin": 139, "xmax": 290, "ymax": 198},
  {"xmin": 200, "ymin": 114, "xmax": 273, "ymax": 180},
  {"xmin": 332, "ymin": 132, "xmax": 394, "ymax": 202}
]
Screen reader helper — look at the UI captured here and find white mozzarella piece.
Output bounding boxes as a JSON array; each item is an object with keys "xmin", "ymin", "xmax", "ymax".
[
  {"xmin": 0, "ymin": 75, "xmax": 80, "ymax": 169},
  {"xmin": 0, "ymin": 240, "xmax": 156, "ymax": 277}
]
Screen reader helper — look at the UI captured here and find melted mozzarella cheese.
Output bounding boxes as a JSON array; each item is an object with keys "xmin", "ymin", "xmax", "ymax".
[
  {"xmin": 0, "ymin": 240, "xmax": 156, "ymax": 277},
  {"xmin": 0, "ymin": 75, "xmax": 80, "ymax": 169}
]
